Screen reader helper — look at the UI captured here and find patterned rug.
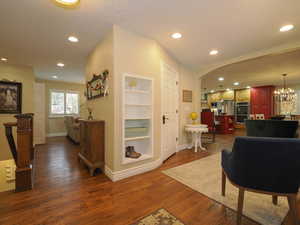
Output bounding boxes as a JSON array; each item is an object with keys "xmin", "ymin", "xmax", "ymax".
[
  {"xmin": 131, "ymin": 208, "xmax": 185, "ymax": 225},
  {"xmin": 163, "ymin": 153, "xmax": 289, "ymax": 225}
]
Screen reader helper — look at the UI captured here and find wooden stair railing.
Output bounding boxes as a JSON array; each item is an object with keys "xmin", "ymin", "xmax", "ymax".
[{"xmin": 4, "ymin": 113, "xmax": 34, "ymax": 192}]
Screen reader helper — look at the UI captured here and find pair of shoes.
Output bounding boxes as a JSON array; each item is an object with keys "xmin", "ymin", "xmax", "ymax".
[{"xmin": 125, "ymin": 146, "xmax": 141, "ymax": 159}]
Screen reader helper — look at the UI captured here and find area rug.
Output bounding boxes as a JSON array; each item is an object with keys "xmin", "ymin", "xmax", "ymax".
[
  {"xmin": 131, "ymin": 208, "xmax": 185, "ymax": 225},
  {"xmin": 163, "ymin": 153, "xmax": 289, "ymax": 225}
]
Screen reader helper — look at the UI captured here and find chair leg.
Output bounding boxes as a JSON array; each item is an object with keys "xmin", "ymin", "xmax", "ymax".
[
  {"xmin": 237, "ymin": 188, "xmax": 245, "ymax": 225},
  {"xmin": 222, "ymin": 170, "xmax": 226, "ymax": 196},
  {"xmin": 272, "ymin": 195, "xmax": 278, "ymax": 205},
  {"xmin": 287, "ymin": 194, "xmax": 299, "ymax": 225}
]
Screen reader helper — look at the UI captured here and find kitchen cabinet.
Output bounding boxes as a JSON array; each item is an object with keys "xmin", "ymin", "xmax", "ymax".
[
  {"xmin": 235, "ymin": 89, "xmax": 250, "ymax": 102},
  {"xmin": 215, "ymin": 115, "xmax": 235, "ymax": 134},
  {"xmin": 250, "ymin": 86, "xmax": 274, "ymax": 119},
  {"xmin": 211, "ymin": 92, "xmax": 222, "ymax": 102},
  {"xmin": 222, "ymin": 90, "xmax": 234, "ymax": 100}
]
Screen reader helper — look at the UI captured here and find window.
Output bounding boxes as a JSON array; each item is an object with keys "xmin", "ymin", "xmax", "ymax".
[{"xmin": 50, "ymin": 90, "xmax": 79, "ymax": 116}]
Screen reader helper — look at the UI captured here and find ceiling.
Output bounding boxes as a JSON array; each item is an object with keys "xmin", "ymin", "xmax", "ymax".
[
  {"xmin": 1, "ymin": 0, "xmax": 300, "ymax": 83},
  {"xmin": 201, "ymin": 49, "xmax": 300, "ymax": 92}
]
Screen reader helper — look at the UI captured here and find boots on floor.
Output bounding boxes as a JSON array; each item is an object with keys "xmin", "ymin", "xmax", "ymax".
[{"xmin": 125, "ymin": 146, "xmax": 141, "ymax": 159}]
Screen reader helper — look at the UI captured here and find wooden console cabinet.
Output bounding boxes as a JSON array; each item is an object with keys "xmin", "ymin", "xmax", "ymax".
[{"xmin": 78, "ymin": 120, "xmax": 105, "ymax": 176}]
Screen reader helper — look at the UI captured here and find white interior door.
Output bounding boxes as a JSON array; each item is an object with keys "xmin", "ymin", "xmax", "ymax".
[
  {"xmin": 34, "ymin": 82, "xmax": 46, "ymax": 145},
  {"xmin": 161, "ymin": 63, "xmax": 179, "ymax": 161}
]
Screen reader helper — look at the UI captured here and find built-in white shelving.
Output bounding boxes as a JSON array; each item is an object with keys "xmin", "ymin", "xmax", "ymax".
[
  {"xmin": 122, "ymin": 74, "xmax": 153, "ymax": 165},
  {"xmin": 125, "ymin": 104, "xmax": 151, "ymax": 106},
  {"xmin": 125, "ymin": 136, "xmax": 150, "ymax": 141},
  {"xmin": 122, "ymin": 154, "xmax": 153, "ymax": 164},
  {"xmin": 125, "ymin": 89, "xmax": 149, "ymax": 94},
  {"xmin": 125, "ymin": 117, "xmax": 151, "ymax": 120}
]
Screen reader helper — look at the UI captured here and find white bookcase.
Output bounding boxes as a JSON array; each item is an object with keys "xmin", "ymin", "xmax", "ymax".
[{"xmin": 122, "ymin": 74, "xmax": 153, "ymax": 165}]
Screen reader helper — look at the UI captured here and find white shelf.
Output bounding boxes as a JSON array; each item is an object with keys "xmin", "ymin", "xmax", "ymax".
[
  {"xmin": 125, "ymin": 117, "xmax": 150, "ymax": 120},
  {"xmin": 122, "ymin": 74, "xmax": 153, "ymax": 165},
  {"xmin": 123, "ymin": 154, "xmax": 152, "ymax": 164},
  {"xmin": 125, "ymin": 104, "xmax": 151, "ymax": 106},
  {"xmin": 125, "ymin": 136, "xmax": 150, "ymax": 141},
  {"xmin": 125, "ymin": 89, "xmax": 149, "ymax": 94}
]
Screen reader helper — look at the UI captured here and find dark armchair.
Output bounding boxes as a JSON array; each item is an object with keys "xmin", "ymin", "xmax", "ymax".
[
  {"xmin": 221, "ymin": 137, "xmax": 300, "ymax": 225},
  {"xmin": 245, "ymin": 119, "xmax": 298, "ymax": 138}
]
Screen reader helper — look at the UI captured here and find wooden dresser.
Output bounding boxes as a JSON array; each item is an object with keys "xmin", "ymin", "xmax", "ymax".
[{"xmin": 78, "ymin": 120, "xmax": 105, "ymax": 176}]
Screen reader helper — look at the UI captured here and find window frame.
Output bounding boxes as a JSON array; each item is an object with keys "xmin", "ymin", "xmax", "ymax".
[{"xmin": 49, "ymin": 89, "xmax": 80, "ymax": 118}]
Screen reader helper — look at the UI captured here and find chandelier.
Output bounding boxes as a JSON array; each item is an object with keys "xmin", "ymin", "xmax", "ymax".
[
  {"xmin": 274, "ymin": 74, "xmax": 297, "ymax": 115},
  {"xmin": 274, "ymin": 74, "xmax": 297, "ymax": 102}
]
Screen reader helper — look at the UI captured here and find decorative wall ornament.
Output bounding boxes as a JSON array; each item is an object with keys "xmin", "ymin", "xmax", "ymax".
[
  {"xmin": 0, "ymin": 80, "xmax": 22, "ymax": 114},
  {"xmin": 86, "ymin": 70, "xmax": 109, "ymax": 100}
]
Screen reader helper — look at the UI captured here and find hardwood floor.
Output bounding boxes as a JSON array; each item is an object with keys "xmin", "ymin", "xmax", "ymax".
[{"xmin": 0, "ymin": 131, "xmax": 298, "ymax": 225}]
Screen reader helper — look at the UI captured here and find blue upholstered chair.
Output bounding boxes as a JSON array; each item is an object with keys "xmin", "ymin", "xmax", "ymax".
[
  {"xmin": 221, "ymin": 136, "xmax": 300, "ymax": 225},
  {"xmin": 245, "ymin": 119, "xmax": 299, "ymax": 138}
]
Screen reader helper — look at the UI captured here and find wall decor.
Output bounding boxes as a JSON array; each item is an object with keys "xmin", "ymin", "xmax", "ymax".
[
  {"xmin": 86, "ymin": 70, "xmax": 109, "ymax": 100},
  {"xmin": 183, "ymin": 90, "xmax": 193, "ymax": 102},
  {"xmin": 0, "ymin": 80, "xmax": 22, "ymax": 114}
]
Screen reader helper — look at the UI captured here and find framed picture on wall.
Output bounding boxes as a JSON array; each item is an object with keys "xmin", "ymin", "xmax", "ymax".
[
  {"xmin": 183, "ymin": 90, "xmax": 193, "ymax": 102},
  {"xmin": 0, "ymin": 81, "xmax": 22, "ymax": 114}
]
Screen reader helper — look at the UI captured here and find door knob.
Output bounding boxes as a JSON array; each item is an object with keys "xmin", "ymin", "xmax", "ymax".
[{"xmin": 163, "ymin": 115, "xmax": 169, "ymax": 124}]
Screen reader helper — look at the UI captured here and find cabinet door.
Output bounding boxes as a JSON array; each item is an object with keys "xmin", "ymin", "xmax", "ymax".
[
  {"xmin": 80, "ymin": 123, "xmax": 89, "ymax": 157},
  {"xmin": 250, "ymin": 86, "xmax": 274, "ymax": 118},
  {"xmin": 236, "ymin": 89, "xmax": 250, "ymax": 102},
  {"xmin": 222, "ymin": 90, "xmax": 234, "ymax": 100},
  {"xmin": 211, "ymin": 92, "xmax": 221, "ymax": 102}
]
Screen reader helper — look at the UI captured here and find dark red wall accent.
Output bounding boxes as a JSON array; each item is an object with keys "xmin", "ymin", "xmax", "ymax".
[
  {"xmin": 201, "ymin": 111, "xmax": 214, "ymax": 127},
  {"xmin": 250, "ymin": 86, "xmax": 274, "ymax": 119}
]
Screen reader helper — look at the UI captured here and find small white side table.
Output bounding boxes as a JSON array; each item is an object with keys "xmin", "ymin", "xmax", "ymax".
[{"xmin": 185, "ymin": 124, "xmax": 209, "ymax": 152}]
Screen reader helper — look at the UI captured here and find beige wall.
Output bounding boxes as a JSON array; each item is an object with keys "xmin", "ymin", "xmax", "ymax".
[
  {"xmin": 85, "ymin": 30, "xmax": 115, "ymax": 170},
  {"xmin": 0, "ymin": 63, "xmax": 35, "ymax": 192},
  {"xmin": 113, "ymin": 26, "xmax": 199, "ymax": 171},
  {"xmin": 36, "ymin": 79, "xmax": 85, "ymax": 136},
  {"xmin": 178, "ymin": 66, "xmax": 201, "ymax": 145},
  {"xmin": 85, "ymin": 26, "xmax": 200, "ymax": 173},
  {"xmin": 0, "ymin": 63, "xmax": 35, "ymax": 161}
]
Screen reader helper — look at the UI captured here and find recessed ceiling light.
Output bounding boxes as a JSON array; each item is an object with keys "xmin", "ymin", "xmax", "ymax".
[
  {"xmin": 218, "ymin": 77, "xmax": 224, "ymax": 81},
  {"xmin": 246, "ymin": 86, "xmax": 251, "ymax": 89},
  {"xmin": 52, "ymin": 75, "xmax": 58, "ymax": 79},
  {"xmin": 55, "ymin": 0, "xmax": 80, "ymax": 6},
  {"xmin": 68, "ymin": 36, "xmax": 79, "ymax": 43},
  {"xmin": 1, "ymin": 57, "xmax": 7, "ymax": 62},
  {"xmin": 171, "ymin": 33, "xmax": 182, "ymax": 39},
  {"xmin": 280, "ymin": 24, "xmax": 294, "ymax": 32},
  {"xmin": 57, "ymin": 62, "xmax": 65, "ymax": 67},
  {"xmin": 210, "ymin": 50, "xmax": 219, "ymax": 55},
  {"xmin": 233, "ymin": 82, "xmax": 240, "ymax": 86},
  {"xmin": 210, "ymin": 90, "xmax": 214, "ymax": 93},
  {"xmin": 226, "ymin": 88, "xmax": 231, "ymax": 91}
]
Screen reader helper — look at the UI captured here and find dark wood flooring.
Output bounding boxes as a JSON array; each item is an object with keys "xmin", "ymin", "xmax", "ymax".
[{"xmin": 0, "ymin": 130, "xmax": 298, "ymax": 225}]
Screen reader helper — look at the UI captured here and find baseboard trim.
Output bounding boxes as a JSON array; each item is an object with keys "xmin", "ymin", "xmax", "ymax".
[
  {"xmin": 177, "ymin": 144, "xmax": 188, "ymax": 152},
  {"xmin": 104, "ymin": 166, "xmax": 114, "ymax": 181},
  {"xmin": 46, "ymin": 132, "xmax": 67, "ymax": 137},
  {"xmin": 104, "ymin": 158, "xmax": 162, "ymax": 182}
]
